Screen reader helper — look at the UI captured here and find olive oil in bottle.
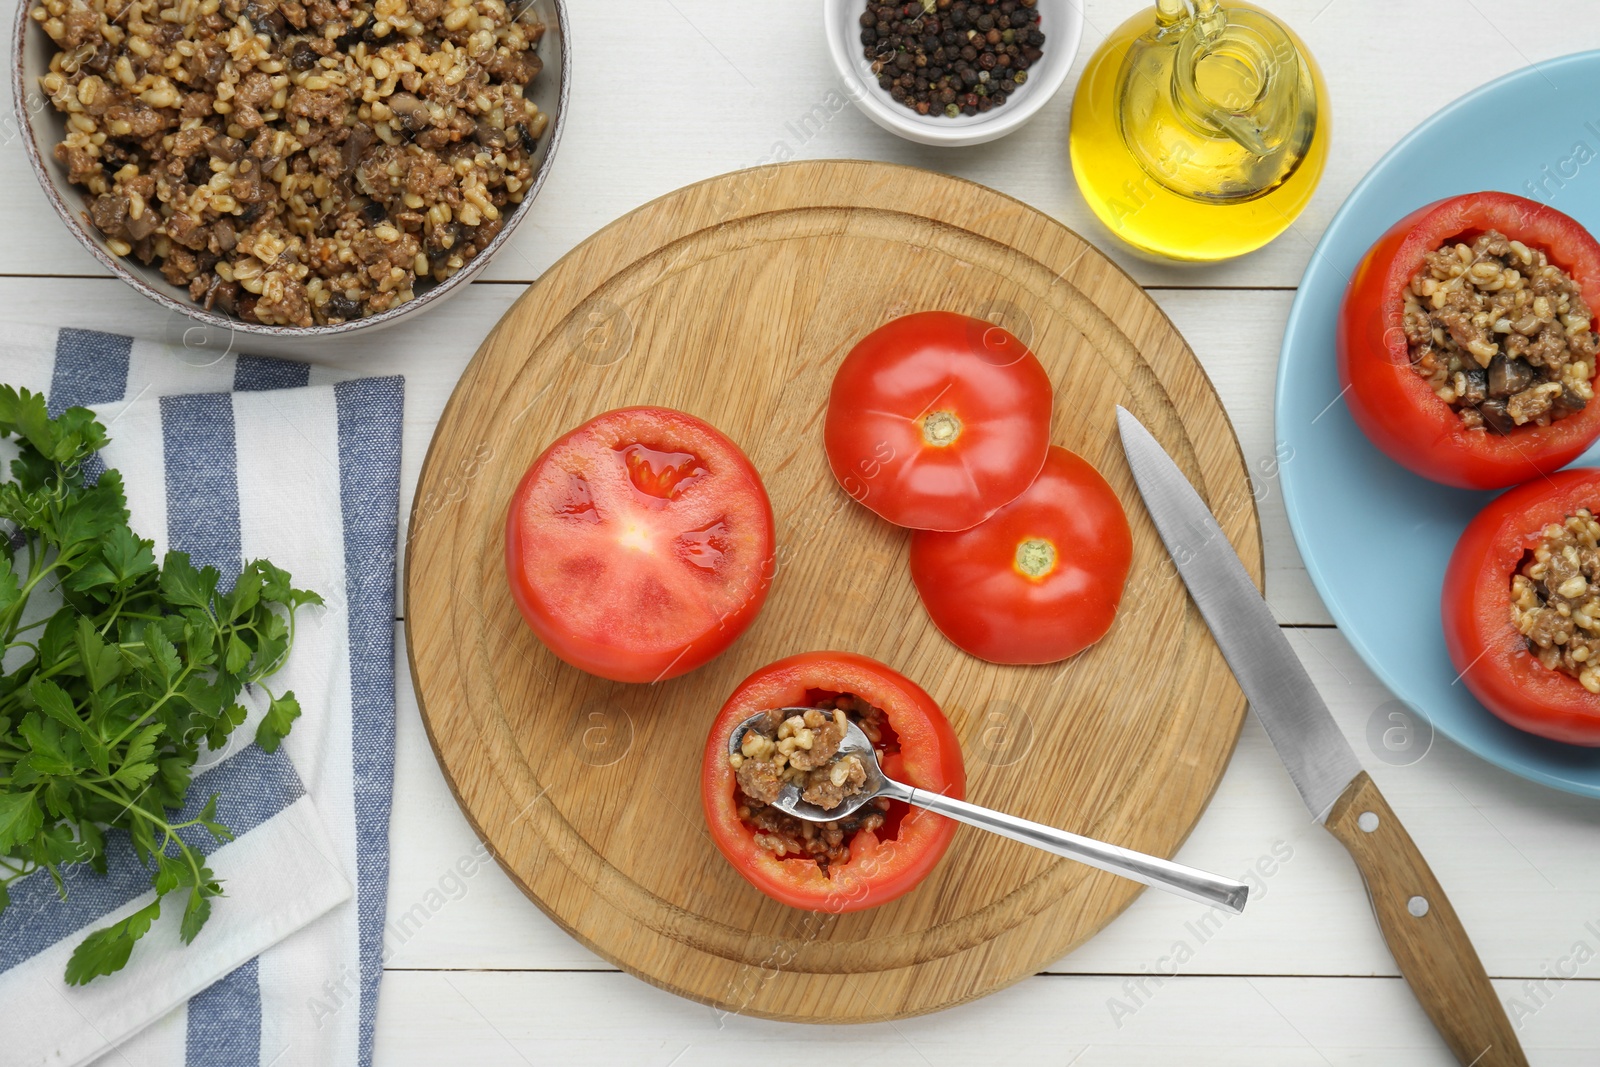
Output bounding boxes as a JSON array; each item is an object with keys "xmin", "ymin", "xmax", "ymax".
[{"xmin": 1069, "ymin": 0, "xmax": 1329, "ymax": 262}]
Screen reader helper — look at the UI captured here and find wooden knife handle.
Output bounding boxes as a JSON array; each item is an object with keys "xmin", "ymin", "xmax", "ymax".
[{"xmin": 1325, "ymin": 771, "xmax": 1527, "ymax": 1067}]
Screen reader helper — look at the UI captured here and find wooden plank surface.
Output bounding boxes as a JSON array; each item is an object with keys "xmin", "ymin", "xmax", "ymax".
[
  {"xmin": 370, "ymin": 971, "xmax": 1600, "ymax": 1067},
  {"xmin": 3, "ymin": 0, "xmax": 1600, "ymax": 1059}
]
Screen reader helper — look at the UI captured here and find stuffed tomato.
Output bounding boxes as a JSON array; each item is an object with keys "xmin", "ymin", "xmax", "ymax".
[
  {"xmin": 701, "ymin": 651, "xmax": 965, "ymax": 912},
  {"xmin": 1338, "ymin": 191, "xmax": 1600, "ymax": 489},
  {"xmin": 1444, "ymin": 467, "xmax": 1600, "ymax": 745}
]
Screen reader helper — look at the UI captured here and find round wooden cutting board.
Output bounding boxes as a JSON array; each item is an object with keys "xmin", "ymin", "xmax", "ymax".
[{"xmin": 405, "ymin": 159, "xmax": 1260, "ymax": 1023}]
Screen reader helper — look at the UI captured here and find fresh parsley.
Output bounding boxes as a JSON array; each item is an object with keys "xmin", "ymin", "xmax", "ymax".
[{"xmin": 0, "ymin": 386, "xmax": 321, "ymax": 984}]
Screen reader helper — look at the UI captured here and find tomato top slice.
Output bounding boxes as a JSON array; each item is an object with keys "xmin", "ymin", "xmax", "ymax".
[
  {"xmin": 825, "ymin": 311, "xmax": 1054, "ymax": 531},
  {"xmin": 1444, "ymin": 467, "xmax": 1600, "ymax": 746},
  {"xmin": 910, "ymin": 446, "xmax": 1132, "ymax": 664},
  {"xmin": 701, "ymin": 651, "xmax": 965, "ymax": 912},
  {"xmin": 505, "ymin": 407, "xmax": 775, "ymax": 684},
  {"xmin": 1338, "ymin": 191, "xmax": 1600, "ymax": 489}
]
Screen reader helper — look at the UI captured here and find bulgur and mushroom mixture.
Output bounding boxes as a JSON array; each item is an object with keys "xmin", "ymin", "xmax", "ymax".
[
  {"xmin": 30, "ymin": 0, "xmax": 549, "ymax": 326},
  {"xmin": 1404, "ymin": 230, "xmax": 1598, "ymax": 433},
  {"xmin": 729, "ymin": 695, "xmax": 895, "ymax": 868},
  {"xmin": 1512, "ymin": 508, "xmax": 1600, "ymax": 694}
]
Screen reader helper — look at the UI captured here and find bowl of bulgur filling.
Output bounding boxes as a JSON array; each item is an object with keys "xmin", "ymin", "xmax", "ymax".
[{"xmin": 13, "ymin": 0, "xmax": 566, "ymax": 332}]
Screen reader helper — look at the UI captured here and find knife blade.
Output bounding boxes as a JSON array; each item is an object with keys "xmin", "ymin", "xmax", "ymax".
[{"xmin": 1116, "ymin": 406, "xmax": 1526, "ymax": 1067}]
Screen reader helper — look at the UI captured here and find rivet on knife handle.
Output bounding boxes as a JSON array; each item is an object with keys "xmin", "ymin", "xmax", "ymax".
[{"xmin": 1325, "ymin": 772, "xmax": 1526, "ymax": 1067}]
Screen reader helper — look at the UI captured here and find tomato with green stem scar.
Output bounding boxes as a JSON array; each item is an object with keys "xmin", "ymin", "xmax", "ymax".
[
  {"xmin": 825, "ymin": 311, "xmax": 1054, "ymax": 531},
  {"xmin": 910, "ymin": 446, "xmax": 1133, "ymax": 664}
]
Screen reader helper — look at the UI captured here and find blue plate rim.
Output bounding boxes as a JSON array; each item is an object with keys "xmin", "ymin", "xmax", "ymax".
[{"xmin": 1275, "ymin": 49, "xmax": 1600, "ymax": 797}]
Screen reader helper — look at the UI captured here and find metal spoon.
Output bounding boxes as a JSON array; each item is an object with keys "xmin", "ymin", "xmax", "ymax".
[{"xmin": 731, "ymin": 709, "xmax": 1249, "ymax": 913}]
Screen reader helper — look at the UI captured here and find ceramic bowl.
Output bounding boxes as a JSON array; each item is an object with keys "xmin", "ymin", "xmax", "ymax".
[
  {"xmin": 11, "ymin": 0, "xmax": 569, "ymax": 339},
  {"xmin": 822, "ymin": 0, "xmax": 1082, "ymax": 147}
]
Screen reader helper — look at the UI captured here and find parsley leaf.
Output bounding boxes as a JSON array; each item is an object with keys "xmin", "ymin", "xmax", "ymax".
[{"xmin": 64, "ymin": 898, "xmax": 161, "ymax": 986}]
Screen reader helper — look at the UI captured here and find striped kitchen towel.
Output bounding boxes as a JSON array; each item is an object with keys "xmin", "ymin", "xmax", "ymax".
[{"xmin": 0, "ymin": 325, "xmax": 402, "ymax": 1067}]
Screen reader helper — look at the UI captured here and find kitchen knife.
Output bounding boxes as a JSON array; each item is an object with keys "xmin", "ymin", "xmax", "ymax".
[{"xmin": 1116, "ymin": 406, "xmax": 1525, "ymax": 1067}]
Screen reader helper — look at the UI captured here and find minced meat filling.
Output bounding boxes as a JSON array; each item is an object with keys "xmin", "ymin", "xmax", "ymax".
[
  {"xmin": 730, "ymin": 695, "xmax": 892, "ymax": 868},
  {"xmin": 1512, "ymin": 508, "xmax": 1600, "ymax": 692},
  {"xmin": 1404, "ymin": 230, "xmax": 1598, "ymax": 433}
]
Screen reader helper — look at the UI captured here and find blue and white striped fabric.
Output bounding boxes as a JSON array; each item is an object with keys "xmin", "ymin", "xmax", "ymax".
[{"xmin": 0, "ymin": 325, "xmax": 403, "ymax": 1067}]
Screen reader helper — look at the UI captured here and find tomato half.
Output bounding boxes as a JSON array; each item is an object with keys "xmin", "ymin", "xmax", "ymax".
[
  {"xmin": 824, "ymin": 311, "xmax": 1054, "ymax": 531},
  {"xmin": 504, "ymin": 407, "xmax": 775, "ymax": 684},
  {"xmin": 700, "ymin": 651, "xmax": 965, "ymax": 912},
  {"xmin": 909, "ymin": 446, "xmax": 1132, "ymax": 664},
  {"xmin": 1338, "ymin": 191, "xmax": 1600, "ymax": 489},
  {"xmin": 1443, "ymin": 467, "xmax": 1600, "ymax": 745}
]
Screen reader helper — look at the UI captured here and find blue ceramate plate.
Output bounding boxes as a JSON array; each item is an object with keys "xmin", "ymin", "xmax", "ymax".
[{"xmin": 1277, "ymin": 51, "xmax": 1600, "ymax": 796}]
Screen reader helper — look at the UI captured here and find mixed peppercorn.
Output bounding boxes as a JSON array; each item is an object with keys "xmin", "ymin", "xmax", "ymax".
[{"xmin": 859, "ymin": 0, "xmax": 1045, "ymax": 118}]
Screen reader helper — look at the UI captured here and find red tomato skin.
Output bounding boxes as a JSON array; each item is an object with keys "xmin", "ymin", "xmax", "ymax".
[
  {"xmin": 1338, "ymin": 192, "xmax": 1600, "ymax": 490},
  {"xmin": 825, "ymin": 311, "xmax": 1054, "ymax": 531},
  {"xmin": 701, "ymin": 652, "xmax": 966, "ymax": 912},
  {"xmin": 505, "ymin": 407, "xmax": 775, "ymax": 684},
  {"xmin": 909, "ymin": 447, "xmax": 1132, "ymax": 664},
  {"xmin": 1443, "ymin": 467, "xmax": 1600, "ymax": 745}
]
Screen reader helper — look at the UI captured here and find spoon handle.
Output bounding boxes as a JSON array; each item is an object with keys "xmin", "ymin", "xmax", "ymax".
[{"xmin": 883, "ymin": 780, "xmax": 1249, "ymax": 913}]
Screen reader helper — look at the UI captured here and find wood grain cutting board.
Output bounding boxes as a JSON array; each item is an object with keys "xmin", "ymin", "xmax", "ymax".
[{"xmin": 404, "ymin": 159, "xmax": 1260, "ymax": 1023}]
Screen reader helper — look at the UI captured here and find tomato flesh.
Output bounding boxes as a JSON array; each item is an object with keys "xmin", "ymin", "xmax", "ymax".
[
  {"xmin": 701, "ymin": 652, "xmax": 965, "ymax": 912},
  {"xmin": 505, "ymin": 407, "xmax": 775, "ymax": 683},
  {"xmin": 910, "ymin": 446, "xmax": 1132, "ymax": 664},
  {"xmin": 1338, "ymin": 191, "xmax": 1600, "ymax": 489},
  {"xmin": 825, "ymin": 311, "xmax": 1054, "ymax": 531},
  {"xmin": 1443, "ymin": 466, "xmax": 1600, "ymax": 745}
]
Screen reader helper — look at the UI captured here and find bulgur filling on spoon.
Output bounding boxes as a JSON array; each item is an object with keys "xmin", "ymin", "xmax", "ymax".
[
  {"xmin": 1404, "ymin": 230, "xmax": 1598, "ymax": 432},
  {"xmin": 729, "ymin": 695, "xmax": 894, "ymax": 867}
]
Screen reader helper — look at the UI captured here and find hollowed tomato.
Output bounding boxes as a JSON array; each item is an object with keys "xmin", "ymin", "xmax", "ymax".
[
  {"xmin": 1443, "ymin": 466, "xmax": 1600, "ymax": 745},
  {"xmin": 504, "ymin": 406, "xmax": 775, "ymax": 683},
  {"xmin": 1338, "ymin": 191, "xmax": 1600, "ymax": 489},
  {"xmin": 910, "ymin": 446, "xmax": 1132, "ymax": 664},
  {"xmin": 701, "ymin": 651, "xmax": 965, "ymax": 912},
  {"xmin": 824, "ymin": 311, "xmax": 1054, "ymax": 531}
]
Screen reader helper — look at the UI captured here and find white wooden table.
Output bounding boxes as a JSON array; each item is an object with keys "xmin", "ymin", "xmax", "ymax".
[{"xmin": 6, "ymin": 1, "xmax": 1600, "ymax": 1062}]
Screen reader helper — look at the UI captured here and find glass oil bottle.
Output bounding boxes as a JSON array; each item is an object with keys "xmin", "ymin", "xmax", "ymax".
[{"xmin": 1068, "ymin": 0, "xmax": 1329, "ymax": 262}]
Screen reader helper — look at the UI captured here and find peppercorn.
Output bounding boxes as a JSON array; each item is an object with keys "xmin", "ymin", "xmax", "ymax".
[{"xmin": 859, "ymin": 0, "xmax": 1043, "ymax": 118}]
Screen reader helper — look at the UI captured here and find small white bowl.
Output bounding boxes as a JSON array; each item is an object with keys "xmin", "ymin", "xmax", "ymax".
[{"xmin": 824, "ymin": 0, "xmax": 1082, "ymax": 147}]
